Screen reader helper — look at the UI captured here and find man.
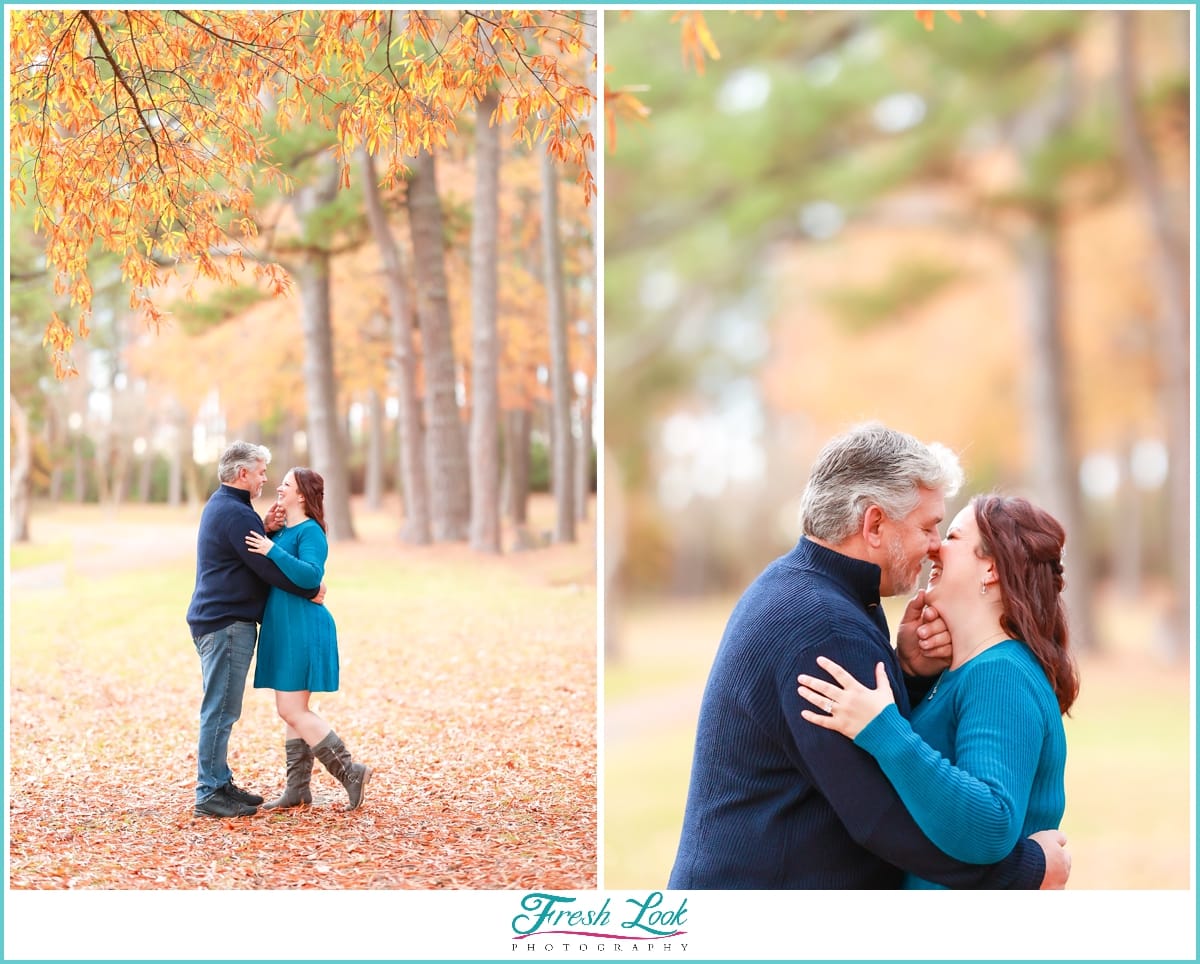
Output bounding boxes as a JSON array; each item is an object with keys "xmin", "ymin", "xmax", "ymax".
[
  {"xmin": 186, "ymin": 441, "xmax": 323, "ymax": 818},
  {"xmin": 668, "ymin": 423, "xmax": 1071, "ymax": 888}
]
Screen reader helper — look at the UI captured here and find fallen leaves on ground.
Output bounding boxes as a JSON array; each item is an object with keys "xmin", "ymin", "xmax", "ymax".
[{"xmin": 9, "ymin": 504, "xmax": 597, "ymax": 890}]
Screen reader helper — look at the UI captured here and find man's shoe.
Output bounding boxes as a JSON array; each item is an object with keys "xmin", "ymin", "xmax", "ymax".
[
  {"xmin": 222, "ymin": 782, "xmax": 264, "ymax": 806},
  {"xmin": 194, "ymin": 789, "xmax": 257, "ymax": 818}
]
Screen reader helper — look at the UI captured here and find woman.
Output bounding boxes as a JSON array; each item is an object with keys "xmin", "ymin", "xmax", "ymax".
[
  {"xmin": 797, "ymin": 494, "xmax": 1078, "ymax": 887},
  {"xmin": 246, "ymin": 467, "xmax": 372, "ymax": 811}
]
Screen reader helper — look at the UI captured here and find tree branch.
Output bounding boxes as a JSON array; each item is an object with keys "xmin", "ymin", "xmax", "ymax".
[{"xmin": 80, "ymin": 11, "xmax": 168, "ymax": 180}]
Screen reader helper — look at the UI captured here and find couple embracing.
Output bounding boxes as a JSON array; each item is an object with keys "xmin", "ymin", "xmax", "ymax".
[
  {"xmin": 186, "ymin": 441, "xmax": 371, "ymax": 819},
  {"xmin": 669, "ymin": 423, "xmax": 1078, "ymax": 889}
]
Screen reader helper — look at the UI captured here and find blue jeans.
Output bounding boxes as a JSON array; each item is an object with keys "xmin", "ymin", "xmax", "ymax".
[{"xmin": 193, "ymin": 621, "xmax": 257, "ymax": 804}]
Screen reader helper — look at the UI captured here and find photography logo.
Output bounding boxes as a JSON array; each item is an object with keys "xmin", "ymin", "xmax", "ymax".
[{"xmin": 511, "ymin": 891, "xmax": 689, "ymax": 953}]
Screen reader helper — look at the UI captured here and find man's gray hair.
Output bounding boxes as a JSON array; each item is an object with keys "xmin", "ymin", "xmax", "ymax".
[
  {"xmin": 800, "ymin": 423, "xmax": 963, "ymax": 543},
  {"xmin": 217, "ymin": 440, "xmax": 271, "ymax": 483}
]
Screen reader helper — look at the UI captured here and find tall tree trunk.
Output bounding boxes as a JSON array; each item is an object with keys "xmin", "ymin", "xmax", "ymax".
[
  {"xmin": 359, "ymin": 141, "xmax": 429, "ymax": 544},
  {"xmin": 408, "ymin": 146, "xmax": 469, "ymax": 542},
  {"xmin": 167, "ymin": 402, "xmax": 186, "ymax": 507},
  {"xmin": 505, "ymin": 407, "xmax": 532, "ymax": 527},
  {"xmin": 72, "ymin": 431, "xmax": 87, "ymax": 502},
  {"xmin": 293, "ymin": 163, "xmax": 356, "ymax": 542},
  {"xmin": 1013, "ymin": 44, "xmax": 1097, "ymax": 654},
  {"xmin": 365, "ymin": 386, "xmax": 385, "ymax": 512},
  {"xmin": 1114, "ymin": 11, "xmax": 1190, "ymax": 661},
  {"xmin": 541, "ymin": 143, "xmax": 576, "ymax": 542},
  {"xmin": 110, "ymin": 435, "xmax": 131, "ymax": 507},
  {"xmin": 1020, "ymin": 219, "xmax": 1096, "ymax": 653},
  {"xmin": 294, "ymin": 252, "xmax": 356, "ymax": 541},
  {"xmin": 603, "ymin": 448, "xmax": 626, "ymax": 662},
  {"xmin": 47, "ymin": 404, "xmax": 64, "ymax": 501},
  {"xmin": 182, "ymin": 421, "xmax": 203, "ymax": 508},
  {"xmin": 271, "ymin": 411, "xmax": 296, "ymax": 475},
  {"xmin": 1115, "ymin": 433, "xmax": 1143, "ymax": 599},
  {"xmin": 92, "ymin": 430, "xmax": 111, "ymax": 505},
  {"xmin": 10, "ymin": 394, "xmax": 32, "ymax": 542},
  {"xmin": 470, "ymin": 90, "xmax": 502, "ymax": 554},
  {"xmin": 574, "ymin": 388, "xmax": 593, "ymax": 524},
  {"xmin": 136, "ymin": 448, "xmax": 153, "ymax": 503}
]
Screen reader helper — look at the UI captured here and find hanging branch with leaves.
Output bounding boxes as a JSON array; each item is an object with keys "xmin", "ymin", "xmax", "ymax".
[{"xmin": 9, "ymin": 9, "xmax": 596, "ymax": 377}]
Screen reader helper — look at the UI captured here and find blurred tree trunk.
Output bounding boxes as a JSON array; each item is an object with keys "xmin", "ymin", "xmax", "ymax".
[
  {"xmin": 1015, "ymin": 44, "xmax": 1097, "ymax": 654},
  {"xmin": 542, "ymin": 144, "xmax": 575, "ymax": 543},
  {"xmin": 470, "ymin": 89, "xmax": 502, "ymax": 554},
  {"xmin": 574, "ymin": 391, "xmax": 592, "ymax": 523},
  {"xmin": 293, "ymin": 159, "xmax": 356, "ymax": 542},
  {"xmin": 181, "ymin": 415, "xmax": 203, "ymax": 507},
  {"xmin": 110, "ymin": 433, "xmax": 131, "ymax": 507},
  {"xmin": 408, "ymin": 146, "xmax": 470, "ymax": 542},
  {"xmin": 364, "ymin": 387, "xmax": 385, "ymax": 512},
  {"xmin": 1115, "ymin": 434, "xmax": 1143, "ymax": 599},
  {"xmin": 166, "ymin": 401, "xmax": 186, "ymax": 507},
  {"xmin": 272, "ymin": 411, "xmax": 297, "ymax": 476},
  {"xmin": 360, "ymin": 147, "xmax": 430, "ymax": 544},
  {"xmin": 92, "ymin": 430, "xmax": 111, "ymax": 505},
  {"xmin": 603, "ymin": 449, "xmax": 626, "ymax": 661},
  {"xmin": 1114, "ymin": 10, "xmax": 1190, "ymax": 661},
  {"xmin": 505, "ymin": 407, "xmax": 532, "ymax": 530},
  {"xmin": 47, "ymin": 406, "xmax": 65, "ymax": 501},
  {"xmin": 72, "ymin": 432, "xmax": 87, "ymax": 502},
  {"xmin": 136, "ymin": 449, "xmax": 153, "ymax": 503},
  {"xmin": 11, "ymin": 394, "xmax": 32, "ymax": 542}
]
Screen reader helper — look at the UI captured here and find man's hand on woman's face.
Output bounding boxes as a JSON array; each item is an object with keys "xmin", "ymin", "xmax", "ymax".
[
  {"xmin": 263, "ymin": 503, "xmax": 286, "ymax": 533},
  {"xmin": 896, "ymin": 589, "xmax": 953, "ymax": 676}
]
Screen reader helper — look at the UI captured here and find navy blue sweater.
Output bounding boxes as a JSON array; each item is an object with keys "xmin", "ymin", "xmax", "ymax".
[
  {"xmin": 186, "ymin": 485, "xmax": 316, "ymax": 638},
  {"xmin": 667, "ymin": 537, "xmax": 1046, "ymax": 889}
]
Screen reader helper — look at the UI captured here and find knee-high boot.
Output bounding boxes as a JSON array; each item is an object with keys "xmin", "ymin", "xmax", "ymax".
[
  {"xmin": 262, "ymin": 738, "xmax": 314, "ymax": 809},
  {"xmin": 312, "ymin": 730, "xmax": 371, "ymax": 810}
]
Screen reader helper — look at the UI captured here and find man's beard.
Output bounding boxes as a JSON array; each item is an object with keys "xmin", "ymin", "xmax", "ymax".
[{"xmin": 886, "ymin": 534, "xmax": 923, "ymax": 596}]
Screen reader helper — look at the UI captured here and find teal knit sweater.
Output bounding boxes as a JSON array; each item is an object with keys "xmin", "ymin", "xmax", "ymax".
[{"xmin": 854, "ymin": 639, "xmax": 1067, "ymax": 887}]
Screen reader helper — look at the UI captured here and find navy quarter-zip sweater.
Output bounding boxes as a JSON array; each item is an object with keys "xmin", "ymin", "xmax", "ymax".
[
  {"xmin": 667, "ymin": 537, "xmax": 1045, "ymax": 889},
  {"xmin": 186, "ymin": 484, "xmax": 317, "ymax": 638}
]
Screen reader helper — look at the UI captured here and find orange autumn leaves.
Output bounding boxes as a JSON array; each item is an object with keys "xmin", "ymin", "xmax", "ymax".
[
  {"xmin": 915, "ymin": 10, "xmax": 988, "ymax": 31},
  {"xmin": 9, "ymin": 10, "xmax": 596, "ymax": 377}
]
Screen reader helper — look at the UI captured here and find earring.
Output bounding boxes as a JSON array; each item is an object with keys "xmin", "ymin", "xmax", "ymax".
[{"xmin": 980, "ymin": 582, "xmax": 988, "ymax": 595}]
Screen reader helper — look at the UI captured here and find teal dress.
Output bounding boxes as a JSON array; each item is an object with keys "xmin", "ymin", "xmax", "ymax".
[
  {"xmin": 853, "ymin": 640, "xmax": 1066, "ymax": 889},
  {"xmin": 252, "ymin": 518, "xmax": 340, "ymax": 693}
]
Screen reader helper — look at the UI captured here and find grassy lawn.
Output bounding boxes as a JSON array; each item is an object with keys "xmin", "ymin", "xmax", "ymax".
[
  {"xmin": 604, "ymin": 590, "xmax": 1192, "ymax": 890},
  {"xmin": 9, "ymin": 539, "xmax": 70, "ymax": 569}
]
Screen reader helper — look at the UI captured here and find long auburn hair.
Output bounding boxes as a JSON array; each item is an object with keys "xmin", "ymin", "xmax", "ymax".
[
  {"xmin": 290, "ymin": 467, "xmax": 327, "ymax": 534},
  {"xmin": 974, "ymin": 494, "xmax": 1079, "ymax": 715}
]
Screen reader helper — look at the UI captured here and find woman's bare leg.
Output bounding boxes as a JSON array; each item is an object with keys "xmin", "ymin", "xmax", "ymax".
[{"xmin": 274, "ymin": 690, "xmax": 332, "ymax": 747}]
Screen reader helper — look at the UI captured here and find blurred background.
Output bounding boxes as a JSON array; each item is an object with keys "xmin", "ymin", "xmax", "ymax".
[{"xmin": 604, "ymin": 9, "xmax": 1192, "ymax": 889}]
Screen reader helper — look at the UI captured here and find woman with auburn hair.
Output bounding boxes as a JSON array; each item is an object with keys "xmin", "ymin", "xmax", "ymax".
[
  {"xmin": 246, "ymin": 467, "xmax": 372, "ymax": 811},
  {"xmin": 797, "ymin": 494, "xmax": 1078, "ymax": 888}
]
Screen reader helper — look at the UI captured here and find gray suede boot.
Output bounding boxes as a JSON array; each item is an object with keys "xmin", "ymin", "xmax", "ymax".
[
  {"xmin": 262, "ymin": 738, "xmax": 314, "ymax": 810},
  {"xmin": 312, "ymin": 730, "xmax": 371, "ymax": 810}
]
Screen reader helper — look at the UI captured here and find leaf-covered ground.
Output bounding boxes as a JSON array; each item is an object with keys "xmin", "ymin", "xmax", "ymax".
[{"xmin": 8, "ymin": 500, "xmax": 597, "ymax": 890}]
